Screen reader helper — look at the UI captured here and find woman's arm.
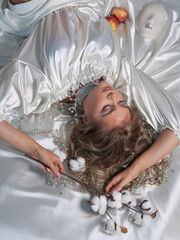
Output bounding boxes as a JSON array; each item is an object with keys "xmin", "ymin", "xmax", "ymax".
[
  {"xmin": 10, "ymin": 0, "xmax": 32, "ymax": 4},
  {"xmin": 0, "ymin": 120, "xmax": 64, "ymax": 178},
  {"xmin": 106, "ymin": 129, "xmax": 179, "ymax": 193}
]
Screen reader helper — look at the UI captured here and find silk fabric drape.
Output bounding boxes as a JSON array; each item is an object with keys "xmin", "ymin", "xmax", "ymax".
[{"xmin": 0, "ymin": 0, "xmax": 180, "ymax": 239}]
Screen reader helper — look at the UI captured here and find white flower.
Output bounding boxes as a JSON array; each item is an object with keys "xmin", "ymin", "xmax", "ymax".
[
  {"xmin": 69, "ymin": 157, "xmax": 86, "ymax": 172},
  {"xmin": 53, "ymin": 148, "xmax": 67, "ymax": 162},
  {"xmin": 108, "ymin": 191, "xmax": 122, "ymax": 209},
  {"xmin": 90, "ymin": 195, "xmax": 107, "ymax": 215},
  {"xmin": 105, "ymin": 219, "xmax": 121, "ymax": 235},
  {"xmin": 121, "ymin": 190, "xmax": 136, "ymax": 207}
]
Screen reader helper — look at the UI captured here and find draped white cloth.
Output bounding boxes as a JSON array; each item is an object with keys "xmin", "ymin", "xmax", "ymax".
[{"xmin": 0, "ymin": 0, "xmax": 180, "ymax": 239}]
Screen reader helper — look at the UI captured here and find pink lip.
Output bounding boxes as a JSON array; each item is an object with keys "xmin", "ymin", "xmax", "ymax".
[{"xmin": 102, "ymin": 86, "xmax": 113, "ymax": 92}]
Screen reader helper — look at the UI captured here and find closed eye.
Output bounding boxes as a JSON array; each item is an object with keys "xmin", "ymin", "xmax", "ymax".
[
  {"xmin": 118, "ymin": 100, "xmax": 127, "ymax": 107},
  {"xmin": 101, "ymin": 100, "xmax": 126, "ymax": 117},
  {"xmin": 101, "ymin": 105, "xmax": 112, "ymax": 114}
]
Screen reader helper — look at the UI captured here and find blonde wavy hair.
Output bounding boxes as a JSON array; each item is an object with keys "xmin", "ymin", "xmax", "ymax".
[{"xmin": 66, "ymin": 104, "xmax": 171, "ymax": 191}]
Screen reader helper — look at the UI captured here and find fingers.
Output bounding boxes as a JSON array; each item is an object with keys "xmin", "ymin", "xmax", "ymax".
[
  {"xmin": 106, "ymin": 180, "xmax": 125, "ymax": 193},
  {"xmin": 50, "ymin": 156, "xmax": 65, "ymax": 179},
  {"xmin": 105, "ymin": 172, "xmax": 130, "ymax": 193},
  {"xmin": 40, "ymin": 164, "xmax": 61, "ymax": 179},
  {"xmin": 46, "ymin": 168, "xmax": 53, "ymax": 174},
  {"xmin": 40, "ymin": 164, "xmax": 53, "ymax": 174},
  {"xmin": 40, "ymin": 160, "xmax": 62, "ymax": 180},
  {"xmin": 106, "ymin": 175, "xmax": 121, "ymax": 193},
  {"xmin": 48, "ymin": 162, "xmax": 61, "ymax": 178},
  {"xmin": 40, "ymin": 164, "xmax": 48, "ymax": 173},
  {"xmin": 110, "ymin": 182, "xmax": 125, "ymax": 192},
  {"xmin": 54, "ymin": 158, "xmax": 64, "ymax": 173},
  {"xmin": 38, "ymin": 147, "xmax": 64, "ymax": 179}
]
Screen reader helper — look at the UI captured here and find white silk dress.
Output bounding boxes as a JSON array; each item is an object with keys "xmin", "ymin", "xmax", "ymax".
[{"xmin": 0, "ymin": 0, "xmax": 180, "ymax": 239}]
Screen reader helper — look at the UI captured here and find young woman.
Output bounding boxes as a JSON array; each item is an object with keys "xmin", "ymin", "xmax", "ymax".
[
  {"xmin": 66, "ymin": 79, "xmax": 179, "ymax": 192},
  {"xmin": 0, "ymin": 0, "xmax": 179, "ymax": 192}
]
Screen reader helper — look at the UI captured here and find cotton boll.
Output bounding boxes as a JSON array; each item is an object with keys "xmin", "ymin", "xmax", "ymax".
[
  {"xmin": 69, "ymin": 158, "xmax": 86, "ymax": 172},
  {"xmin": 108, "ymin": 199, "xmax": 122, "ymax": 209},
  {"xmin": 129, "ymin": 212, "xmax": 143, "ymax": 225},
  {"xmin": 69, "ymin": 159, "xmax": 79, "ymax": 171},
  {"xmin": 142, "ymin": 214, "xmax": 152, "ymax": 225},
  {"xmin": 112, "ymin": 191, "xmax": 122, "ymax": 201},
  {"xmin": 115, "ymin": 201, "xmax": 123, "ymax": 209},
  {"xmin": 77, "ymin": 157, "xmax": 86, "ymax": 166},
  {"xmin": 122, "ymin": 190, "xmax": 131, "ymax": 195},
  {"xmin": 141, "ymin": 200, "xmax": 151, "ymax": 209},
  {"xmin": 99, "ymin": 196, "xmax": 107, "ymax": 215},
  {"xmin": 91, "ymin": 196, "xmax": 100, "ymax": 205},
  {"xmin": 141, "ymin": 200, "xmax": 152, "ymax": 211},
  {"xmin": 114, "ymin": 226, "xmax": 121, "ymax": 234},
  {"xmin": 90, "ymin": 196, "xmax": 100, "ymax": 213},
  {"xmin": 129, "ymin": 196, "xmax": 136, "ymax": 207},
  {"xmin": 91, "ymin": 204, "xmax": 99, "ymax": 213},
  {"xmin": 121, "ymin": 191, "xmax": 136, "ymax": 206},
  {"xmin": 53, "ymin": 147, "xmax": 67, "ymax": 162},
  {"xmin": 108, "ymin": 192, "xmax": 122, "ymax": 209},
  {"xmin": 59, "ymin": 151, "xmax": 67, "ymax": 162},
  {"xmin": 99, "ymin": 195, "xmax": 107, "ymax": 206},
  {"xmin": 122, "ymin": 194, "xmax": 132, "ymax": 205},
  {"xmin": 108, "ymin": 200, "xmax": 117, "ymax": 208},
  {"xmin": 105, "ymin": 219, "xmax": 121, "ymax": 235},
  {"xmin": 130, "ymin": 213, "xmax": 152, "ymax": 226},
  {"xmin": 90, "ymin": 196, "xmax": 107, "ymax": 215},
  {"xmin": 99, "ymin": 206, "xmax": 107, "ymax": 215},
  {"xmin": 106, "ymin": 219, "xmax": 115, "ymax": 232}
]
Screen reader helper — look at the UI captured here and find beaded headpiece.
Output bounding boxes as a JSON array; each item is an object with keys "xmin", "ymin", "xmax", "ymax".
[{"xmin": 75, "ymin": 82, "xmax": 99, "ymax": 111}]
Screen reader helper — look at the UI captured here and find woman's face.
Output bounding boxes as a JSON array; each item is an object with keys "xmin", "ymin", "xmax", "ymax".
[{"xmin": 82, "ymin": 81, "xmax": 131, "ymax": 129}]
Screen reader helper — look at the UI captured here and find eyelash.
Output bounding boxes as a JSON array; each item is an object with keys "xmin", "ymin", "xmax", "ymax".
[{"xmin": 102, "ymin": 101, "xmax": 125, "ymax": 112}]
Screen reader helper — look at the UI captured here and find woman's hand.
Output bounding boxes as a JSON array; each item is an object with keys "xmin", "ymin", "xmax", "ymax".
[
  {"xmin": 32, "ymin": 145, "xmax": 64, "ymax": 179},
  {"xmin": 105, "ymin": 165, "xmax": 140, "ymax": 193},
  {"xmin": 106, "ymin": 129, "xmax": 179, "ymax": 193},
  {"xmin": 0, "ymin": 121, "xmax": 64, "ymax": 179}
]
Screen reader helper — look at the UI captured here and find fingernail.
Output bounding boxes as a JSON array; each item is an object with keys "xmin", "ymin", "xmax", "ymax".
[
  {"xmin": 40, "ymin": 165, "xmax": 44, "ymax": 169},
  {"xmin": 112, "ymin": 188, "xmax": 118, "ymax": 192},
  {"xmin": 47, "ymin": 168, "xmax": 51, "ymax": 173},
  {"xmin": 56, "ymin": 172, "xmax": 61, "ymax": 179}
]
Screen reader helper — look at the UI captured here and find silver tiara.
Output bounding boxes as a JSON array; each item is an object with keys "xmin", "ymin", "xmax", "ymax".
[{"xmin": 75, "ymin": 82, "xmax": 99, "ymax": 111}]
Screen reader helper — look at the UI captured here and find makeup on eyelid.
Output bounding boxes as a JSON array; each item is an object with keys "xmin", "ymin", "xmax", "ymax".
[{"xmin": 101, "ymin": 101, "xmax": 126, "ymax": 116}]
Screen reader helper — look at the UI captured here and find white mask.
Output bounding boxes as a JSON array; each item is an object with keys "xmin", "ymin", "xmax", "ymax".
[{"xmin": 135, "ymin": 3, "xmax": 169, "ymax": 39}]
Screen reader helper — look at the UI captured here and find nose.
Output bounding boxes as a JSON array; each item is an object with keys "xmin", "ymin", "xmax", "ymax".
[{"xmin": 107, "ymin": 92, "xmax": 118, "ymax": 105}]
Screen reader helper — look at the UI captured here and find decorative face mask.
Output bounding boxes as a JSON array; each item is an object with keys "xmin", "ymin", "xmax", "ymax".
[{"xmin": 135, "ymin": 3, "xmax": 169, "ymax": 39}]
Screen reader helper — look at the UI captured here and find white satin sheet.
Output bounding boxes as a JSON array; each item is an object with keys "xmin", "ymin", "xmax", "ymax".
[{"xmin": 0, "ymin": 0, "xmax": 180, "ymax": 239}]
